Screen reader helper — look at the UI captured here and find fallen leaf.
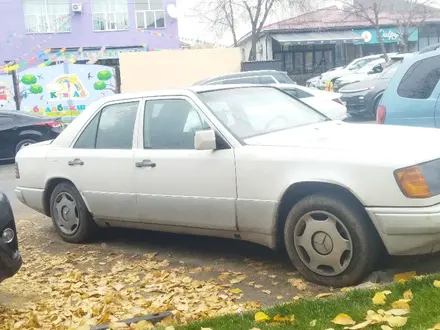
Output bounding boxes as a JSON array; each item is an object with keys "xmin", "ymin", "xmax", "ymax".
[
  {"xmin": 230, "ymin": 288, "xmax": 242, "ymax": 294},
  {"xmin": 434, "ymin": 280, "xmax": 440, "ymax": 288},
  {"xmin": 344, "ymin": 320, "xmax": 372, "ymax": 329},
  {"xmin": 273, "ymin": 314, "xmax": 289, "ymax": 322},
  {"xmin": 316, "ymin": 292, "xmax": 333, "ymax": 299},
  {"xmin": 249, "ymin": 328, "xmax": 262, "ymax": 330},
  {"xmin": 293, "ymin": 295, "xmax": 301, "ymax": 301},
  {"xmin": 165, "ymin": 327, "xmax": 175, "ymax": 330},
  {"xmin": 381, "ymin": 326, "xmax": 393, "ymax": 330},
  {"xmin": 372, "ymin": 292, "xmax": 387, "ymax": 305},
  {"xmin": 255, "ymin": 312, "xmax": 270, "ymax": 322},
  {"xmin": 403, "ymin": 289, "xmax": 413, "ymax": 300},
  {"xmin": 288, "ymin": 278, "xmax": 307, "ymax": 290},
  {"xmin": 428, "ymin": 322, "xmax": 440, "ymax": 330},
  {"xmin": 366, "ymin": 310, "xmax": 384, "ymax": 324},
  {"xmin": 332, "ymin": 313, "xmax": 356, "ymax": 325},
  {"xmin": 385, "ymin": 309, "xmax": 409, "ymax": 316},
  {"xmin": 276, "ymin": 295, "xmax": 283, "ymax": 300},
  {"xmin": 385, "ymin": 315, "xmax": 408, "ymax": 327},
  {"xmin": 254, "ymin": 284, "xmax": 264, "ymax": 289},
  {"xmin": 310, "ymin": 319, "xmax": 317, "ymax": 327},
  {"xmin": 393, "ymin": 271, "xmax": 416, "ymax": 281},
  {"xmin": 201, "ymin": 328, "xmax": 213, "ymax": 330},
  {"xmin": 262, "ymin": 290, "xmax": 271, "ymax": 294},
  {"xmin": 391, "ymin": 299, "xmax": 411, "ymax": 310}
]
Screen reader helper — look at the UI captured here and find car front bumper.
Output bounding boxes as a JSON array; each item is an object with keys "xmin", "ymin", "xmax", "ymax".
[
  {"xmin": 341, "ymin": 92, "xmax": 370, "ymax": 117},
  {"xmin": 367, "ymin": 203, "xmax": 440, "ymax": 255}
]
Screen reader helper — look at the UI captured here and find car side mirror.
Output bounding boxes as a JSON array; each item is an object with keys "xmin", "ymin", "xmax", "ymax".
[{"xmin": 195, "ymin": 129, "xmax": 217, "ymax": 150}]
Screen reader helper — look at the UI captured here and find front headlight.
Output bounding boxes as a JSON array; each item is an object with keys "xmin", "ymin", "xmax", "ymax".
[{"xmin": 394, "ymin": 159, "xmax": 440, "ymax": 198}]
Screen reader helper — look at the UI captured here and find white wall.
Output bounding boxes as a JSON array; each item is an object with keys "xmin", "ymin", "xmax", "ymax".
[{"xmin": 240, "ymin": 34, "xmax": 274, "ymax": 61}]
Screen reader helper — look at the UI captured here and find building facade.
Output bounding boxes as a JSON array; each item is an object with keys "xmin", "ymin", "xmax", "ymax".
[
  {"xmin": 238, "ymin": 6, "xmax": 440, "ymax": 77},
  {"xmin": 0, "ymin": 0, "xmax": 180, "ymax": 65}
]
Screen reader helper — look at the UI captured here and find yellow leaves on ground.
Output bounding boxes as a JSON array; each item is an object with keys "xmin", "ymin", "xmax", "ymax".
[
  {"xmin": 372, "ymin": 290, "xmax": 391, "ymax": 305},
  {"xmin": 428, "ymin": 322, "xmax": 440, "ymax": 330},
  {"xmin": 316, "ymin": 292, "xmax": 334, "ymax": 299},
  {"xmin": 403, "ymin": 289, "xmax": 413, "ymax": 300},
  {"xmin": 309, "ymin": 319, "xmax": 317, "ymax": 327},
  {"xmin": 254, "ymin": 311, "xmax": 294, "ymax": 325},
  {"xmin": 288, "ymin": 278, "xmax": 308, "ymax": 290},
  {"xmin": 229, "ymin": 288, "xmax": 242, "ymax": 294},
  {"xmin": 434, "ymin": 280, "xmax": 440, "ymax": 288},
  {"xmin": 393, "ymin": 271, "xmax": 416, "ymax": 283},
  {"xmin": 332, "ymin": 313, "xmax": 356, "ymax": 325},
  {"xmin": 391, "ymin": 299, "xmax": 411, "ymax": 310},
  {"xmin": 344, "ymin": 320, "xmax": 373, "ymax": 329}
]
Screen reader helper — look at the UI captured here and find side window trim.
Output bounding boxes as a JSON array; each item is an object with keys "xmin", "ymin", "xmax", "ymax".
[
  {"xmin": 136, "ymin": 95, "xmax": 233, "ymax": 150},
  {"xmin": 71, "ymin": 98, "xmax": 142, "ymax": 149}
]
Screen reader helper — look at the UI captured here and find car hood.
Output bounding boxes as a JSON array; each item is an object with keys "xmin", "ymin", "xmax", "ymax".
[
  {"xmin": 244, "ymin": 121, "xmax": 440, "ymax": 165},
  {"xmin": 339, "ymin": 79, "xmax": 378, "ymax": 92}
]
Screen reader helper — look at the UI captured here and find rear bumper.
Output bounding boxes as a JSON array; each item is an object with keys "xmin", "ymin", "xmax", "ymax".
[
  {"xmin": 0, "ymin": 240, "xmax": 22, "ymax": 282},
  {"xmin": 15, "ymin": 187, "xmax": 45, "ymax": 214},
  {"xmin": 367, "ymin": 203, "xmax": 440, "ymax": 255}
]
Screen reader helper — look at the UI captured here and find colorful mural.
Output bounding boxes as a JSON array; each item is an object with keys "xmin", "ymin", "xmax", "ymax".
[
  {"xmin": 19, "ymin": 64, "xmax": 116, "ymax": 122},
  {"xmin": 0, "ymin": 74, "xmax": 16, "ymax": 110}
]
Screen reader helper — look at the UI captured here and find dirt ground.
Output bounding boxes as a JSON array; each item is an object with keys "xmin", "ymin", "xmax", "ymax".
[{"xmin": 1, "ymin": 163, "xmax": 440, "ymax": 329}]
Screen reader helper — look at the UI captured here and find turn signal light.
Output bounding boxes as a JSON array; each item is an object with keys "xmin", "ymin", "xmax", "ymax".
[{"xmin": 395, "ymin": 166, "xmax": 432, "ymax": 198}]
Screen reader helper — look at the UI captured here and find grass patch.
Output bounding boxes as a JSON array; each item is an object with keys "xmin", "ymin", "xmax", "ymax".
[{"xmin": 175, "ymin": 275, "xmax": 440, "ymax": 330}]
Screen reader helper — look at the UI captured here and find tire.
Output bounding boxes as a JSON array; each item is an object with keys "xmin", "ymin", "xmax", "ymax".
[
  {"xmin": 15, "ymin": 138, "xmax": 37, "ymax": 155},
  {"xmin": 50, "ymin": 182, "xmax": 98, "ymax": 243},
  {"xmin": 372, "ymin": 96, "xmax": 382, "ymax": 117},
  {"xmin": 284, "ymin": 193, "xmax": 380, "ymax": 287}
]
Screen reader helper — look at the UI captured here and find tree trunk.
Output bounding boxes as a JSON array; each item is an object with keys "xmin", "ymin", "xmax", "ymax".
[
  {"xmin": 231, "ymin": 29, "xmax": 238, "ymax": 47},
  {"xmin": 402, "ymin": 26, "xmax": 409, "ymax": 53},
  {"xmin": 248, "ymin": 32, "xmax": 258, "ymax": 61},
  {"xmin": 376, "ymin": 26, "xmax": 389, "ymax": 61}
]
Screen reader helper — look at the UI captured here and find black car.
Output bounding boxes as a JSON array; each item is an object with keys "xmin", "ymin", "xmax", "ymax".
[
  {"xmin": 0, "ymin": 111, "xmax": 62, "ymax": 160},
  {"xmin": 0, "ymin": 191, "xmax": 21, "ymax": 283},
  {"xmin": 339, "ymin": 56, "xmax": 412, "ymax": 118}
]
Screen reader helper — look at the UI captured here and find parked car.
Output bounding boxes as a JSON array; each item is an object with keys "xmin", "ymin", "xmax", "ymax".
[
  {"xmin": 15, "ymin": 85, "xmax": 440, "ymax": 287},
  {"xmin": 378, "ymin": 49, "xmax": 440, "ymax": 126},
  {"xmin": 306, "ymin": 54, "xmax": 391, "ymax": 89},
  {"xmin": 275, "ymin": 84, "xmax": 347, "ymax": 120},
  {"xmin": 333, "ymin": 59, "xmax": 386, "ymax": 91},
  {"xmin": 195, "ymin": 70, "xmax": 296, "ymax": 85},
  {"xmin": 0, "ymin": 111, "xmax": 63, "ymax": 160},
  {"xmin": 196, "ymin": 76, "xmax": 347, "ymax": 120},
  {"xmin": 339, "ymin": 54, "xmax": 413, "ymax": 118},
  {"xmin": 0, "ymin": 191, "xmax": 22, "ymax": 283}
]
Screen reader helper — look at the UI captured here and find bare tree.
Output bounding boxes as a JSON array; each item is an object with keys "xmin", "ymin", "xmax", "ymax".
[
  {"xmin": 391, "ymin": 0, "xmax": 434, "ymax": 52},
  {"xmin": 339, "ymin": 0, "xmax": 389, "ymax": 60}
]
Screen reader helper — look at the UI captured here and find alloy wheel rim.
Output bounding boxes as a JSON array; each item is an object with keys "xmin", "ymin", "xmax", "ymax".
[
  {"xmin": 54, "ymin": 192, "xmax": 80, "ymax": 235},
  {"xmin": 293, "ymin": 210, "xmax": 353, "ymax": 276}
]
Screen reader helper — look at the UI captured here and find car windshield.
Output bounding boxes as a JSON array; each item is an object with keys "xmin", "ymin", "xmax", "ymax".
[
  {"xmin": 357, "ymin": 61, "xmax": 381, "ymax": 74},
  {"xmin": 347, "ymin": 57, "xmax": 377, "ymax": 70},
  {"xmin": 378, "ymin": 61, "xmax": 401, "ymax": 79},
  {"xmin": 198, "ymin": 87, "xmax": 326, "ymax": 139}
]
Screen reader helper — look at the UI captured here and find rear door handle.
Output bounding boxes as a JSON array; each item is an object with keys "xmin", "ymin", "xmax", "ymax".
[
  {"xmin": 135, "ymin": 159, "xmax": 156, "ymax": 168},
  {"xmin": 68, "ymin": 158, "xmax": 84, "ymax": 166}
]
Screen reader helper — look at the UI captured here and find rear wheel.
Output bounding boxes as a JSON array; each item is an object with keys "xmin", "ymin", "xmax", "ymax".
[
  {"xmin": 15, "ymin": 138, "xmax": 37, "ymax": 155},
  {"xmin": 50, "ymin": 182, "xmax": 98, "ymax": 243},
  {"xmin": 372, "ymin": 95, "xmax": 382, "ymax": 118},
  {"xmin": 284, "ymin": 193, "xmax": 380, "ymax": 287}
]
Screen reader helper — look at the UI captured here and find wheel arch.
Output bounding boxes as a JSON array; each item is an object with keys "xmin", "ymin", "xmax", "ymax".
[
  {"xmin": 274, "ymin": 181, "xmax": 376, "ymax": 250},
  {"xmin": 43, "ymin": 177, "xmax": 91, "ymax": 216}
]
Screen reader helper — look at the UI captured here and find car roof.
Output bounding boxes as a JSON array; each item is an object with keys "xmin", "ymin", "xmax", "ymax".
[
  {"xmin": 194, "ymin": 70, "xmax": 289, "ymax": 85},
  {"xmin": 95, "ymin": 84, "xmax": 280, "ymax": 103}
]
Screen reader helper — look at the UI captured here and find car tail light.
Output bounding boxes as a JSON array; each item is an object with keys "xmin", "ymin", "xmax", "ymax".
[
  {"xmin": 377, "ymin": 105, "xmax": 386, "ymax": 124},
  {"xmin": 332, "ymin": 98, "xmax": 343, "ymax": 105},
  {"xmin": 14, "ymin": 163, "xmax": 20, "ymax": 179},
  {"xmin": 36, "ymin": 121, "xmax": 61, "ymax": 128}
]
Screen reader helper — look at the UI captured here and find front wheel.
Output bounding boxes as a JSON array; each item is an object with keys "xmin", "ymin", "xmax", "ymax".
[
  {"xmin": 50, "ymin": 182, "xmax": 98, "ymax": 243},
  {"xmin": 284, "ymin": 194, "xmax": 380, "ymax": 287}
]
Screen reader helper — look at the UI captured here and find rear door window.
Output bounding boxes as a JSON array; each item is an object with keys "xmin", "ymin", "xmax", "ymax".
[{"xmin": 397, "ymin": 55, "xmax": 440, "ymax": 99}]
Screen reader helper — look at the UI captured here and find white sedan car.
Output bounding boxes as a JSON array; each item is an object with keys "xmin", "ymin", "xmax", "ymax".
[
  {"xmin": 275, "ymin": 84, "xmax": 347, "ymax": 120},
  {"xmin": 14, "ymin": 85, "xmax": 440, "ymax": 287}
]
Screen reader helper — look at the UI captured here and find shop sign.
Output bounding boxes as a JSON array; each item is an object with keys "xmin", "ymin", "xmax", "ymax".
[{"xmin": 354, "ymin": 27, "xmax": 418, "ymax": 44}]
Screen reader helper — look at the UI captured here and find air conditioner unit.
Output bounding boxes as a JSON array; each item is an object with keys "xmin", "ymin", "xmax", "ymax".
[{"xmin": 72, "ymin": 3, "xmax": 82, "ymax": 12}]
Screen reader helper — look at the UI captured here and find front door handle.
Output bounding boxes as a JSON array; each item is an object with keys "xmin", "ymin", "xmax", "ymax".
[
  {"xmin": 135, "ymin": 159, "xmax": 156, "ymax": 168},
  {"xmin": 68, "ymin": 158, "xmax": 84, "ymax": 166}
]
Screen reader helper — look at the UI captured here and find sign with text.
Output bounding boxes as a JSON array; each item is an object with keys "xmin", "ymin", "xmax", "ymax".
[{"xmin": 354, "ymin": 27, "xmax": 419, "ymax": 45}]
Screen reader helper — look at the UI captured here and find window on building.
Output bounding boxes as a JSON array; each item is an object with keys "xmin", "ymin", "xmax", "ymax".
[
  {"xmin": 397, "ymin": 55, "xmax": 440, "ymax": 99},
  {"xmin": 23, "ymin": 0, "xmax": 71, "ymax": 34},
  {"xmin": 135, "ymin": 0, "xmax": 165, "ymax": 29},
  {"xmin": 91, "ymin": 0, "xmax": 129, "ymax": 31}
]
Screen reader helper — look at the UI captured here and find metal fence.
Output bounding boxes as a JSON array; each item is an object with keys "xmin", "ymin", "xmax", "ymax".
[{"xmin": 241, "ymin": 60, "xmax": 283, "ymax": 72}]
